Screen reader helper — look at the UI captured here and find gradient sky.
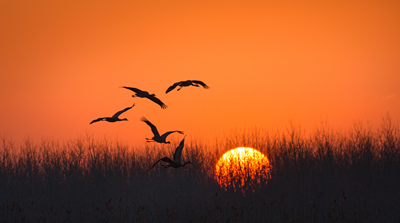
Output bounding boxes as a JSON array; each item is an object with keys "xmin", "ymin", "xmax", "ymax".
[{"xmin": 1, "ymin": 0, "xmax": 399, "ymax": 146}]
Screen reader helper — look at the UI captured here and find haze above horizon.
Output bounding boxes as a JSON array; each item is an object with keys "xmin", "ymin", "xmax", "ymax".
[{"xmin": 1, "ymin": 0, "xmax": 399, "ymax": 146}]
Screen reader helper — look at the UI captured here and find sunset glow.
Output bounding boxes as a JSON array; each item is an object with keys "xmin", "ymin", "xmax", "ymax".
[
  {"xmin": 215, "ymin": 147, "xmax": 271, "ymax": 192},
  {"xmin": 1, "ymin": 1, "xmax": 399, "ymax": 146},
  {"xmin": 1, "ymin": 1, "xmax": 400, "ymax": 220}
]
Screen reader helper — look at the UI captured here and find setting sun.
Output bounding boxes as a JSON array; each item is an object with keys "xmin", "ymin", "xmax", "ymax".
[{"xmin": 215, "ymin": 147, "xmax": 271, "ymax": 193}]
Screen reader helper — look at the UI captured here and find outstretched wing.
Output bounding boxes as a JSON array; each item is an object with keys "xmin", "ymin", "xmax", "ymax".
[
  {"xmin": 152, "ymin": 157, "xmax": 174, "ymax": 168},
  {"xmin": 165, "ymin": 82, "xmax": 181, "ymax": 94},
  {"xmin": 161, "ymin": 131, "xmax": 184, "ymax": 140},
  {"xmin": 90, "ymin": 117, "xmax": 106, "ymax": 124},
  {"xmin": 112, "ymin": 104, "xmax": 135, "ymax": 118},
  {"xmin": 146, "ymin": 95, "xmax": 168, "ymax": 109},
  {"xmin": 192, "ymin": 80, "xmax": 210, "ymax": 89},
  {"xmin": 173, "ymin": 136, "xmax": 186, "ymax": 164},
  {"xmin": 141, "ymin": 117, "xmax": 160, "ymax": 138},
  {"xmin": 121, "ymin": 86, "xmax": 144, "ymax": 94}
]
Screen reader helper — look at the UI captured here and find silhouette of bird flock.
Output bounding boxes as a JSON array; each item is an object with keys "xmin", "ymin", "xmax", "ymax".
[{"xmin": 90, "ymin": 80, "xmax": 210, "ymax": 169}]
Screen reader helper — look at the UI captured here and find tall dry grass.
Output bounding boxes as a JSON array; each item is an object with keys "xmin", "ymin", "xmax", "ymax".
[{"xmin": 1, "ymin": 116, "xmax": 399, "ymax": 222}]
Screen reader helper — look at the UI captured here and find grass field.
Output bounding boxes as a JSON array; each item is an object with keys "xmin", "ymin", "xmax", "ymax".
[{"xmin": 1, "ymin": 117, "xmax": 399, "ymax": 222}]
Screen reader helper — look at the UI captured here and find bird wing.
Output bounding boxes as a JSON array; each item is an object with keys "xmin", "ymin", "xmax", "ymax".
[
  {"xmin": 112, "ymin": 104, "xmax": 135, "ymax": 118},
  {"xmin": 146, "ymin": 95, "xmax": 168, "ymax": 109},
  {"xmin": 161, "ymin": 131, "xmax": 184, "ymax": 141},
  {"xmin": 165, "ymin": 82, "xmax": 181, "ymax": 94},
  {"xmin": 152, "ymin": 157, "xmax": 174, "ymax": 168},
  {"xmin": 121, "ymin": 86, "xmax": 144, "ymax": 94},
  {"xmin": 192, "ymin": 80, "xmax": 210, "ymax": 89},
  {"xmin": 173, "ymin": 136, "xmax": 186, "ymax": 164},
  {"xmin": 90, "ymin": 117, "xmax": 106, "ymax": 124},
  {"xmin": 141, "ymin": 117, "xmax": 160, "ymax": 138}
]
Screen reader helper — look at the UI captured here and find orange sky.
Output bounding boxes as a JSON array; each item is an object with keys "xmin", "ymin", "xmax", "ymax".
[{"xmin": 1, "ymin": 0, "xmax": 399, "ymax": 146}]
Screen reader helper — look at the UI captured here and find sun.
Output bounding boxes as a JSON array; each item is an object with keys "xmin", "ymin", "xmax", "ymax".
[{"xmin": 215, "ymin": 147, "xmax": 271, "ymax": 193}]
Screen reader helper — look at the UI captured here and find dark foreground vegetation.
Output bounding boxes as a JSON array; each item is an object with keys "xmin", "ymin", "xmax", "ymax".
[{"xmin": 1, "ymin": 117, "xmax": 400, "ymax": 222}]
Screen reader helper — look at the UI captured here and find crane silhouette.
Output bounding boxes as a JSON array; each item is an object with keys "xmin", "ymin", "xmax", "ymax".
[
  {"xmin": 90, "ymin": 104, "xmax": 134, "ymax": 124},
  {"xmin": 166, "ymin": 80, "xmax": 209, "ymax": 94},
  {"xmin": 141, "ymin": 117, "xmax": 183, "ymax": 144},
  {"xmin": 152, "ymin": 136, "xmax": 191, "ymax": 168},
  {"xmin": 121, "ymin": 86, "xmax": 167, "ymax": 109}
]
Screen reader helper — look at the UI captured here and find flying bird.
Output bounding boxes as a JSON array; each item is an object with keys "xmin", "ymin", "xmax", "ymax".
[
  {"xmin": 90, "ymin": 104, "xmax": 134, "ymax": 124},
  {"xmin": 121, "ymin": 86, "xmax": 167, "ymax": 109},
  {"xmin": 141, "ymin": 117, "xmax": 184, "ymax": 144},
  {"xmin": 165, "ymin": 80, "xmax": 210, "ymax": 94},
  {"xmin": 152, "ymin": 136, "xmax": 191, "ymax": 168}
]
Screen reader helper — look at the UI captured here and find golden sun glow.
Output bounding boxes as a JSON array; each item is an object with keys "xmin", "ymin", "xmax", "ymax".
[{"xmin": 215, "ymin": 147, "xmax": 271, "ymax": 193}]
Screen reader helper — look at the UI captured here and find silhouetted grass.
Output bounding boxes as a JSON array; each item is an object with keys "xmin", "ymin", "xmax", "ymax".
[{"xmin": 1, "ymin": 116, "xmax": 399, "ymax": 222}]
